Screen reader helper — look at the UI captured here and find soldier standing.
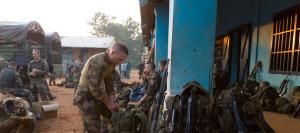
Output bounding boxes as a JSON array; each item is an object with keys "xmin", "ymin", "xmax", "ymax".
[
  {"xmin": 72, "ymin": 53, "xmax": 85, "ymax": 105},
  {"xmin": 0, "ymin": 61, "xmax": 32, "ymax": 105},
  {"xmin": 27, "ymin": 49, "xmax": 49, "ymax": 102},
  {"xmin": 136, "ymin": 61, "xmax": 145, "ymax": 79},
  {"xmin": 75, "ymin": 43, "xmax": 128, "ymax": 132},
  {"xmin": 41, "ymin": 55, "xmax": 57, "ymax": 101},
  {"xmin": 0, "ymin": 55, "xmax": 8, "ymax": 72},
  {"xmin": 134, "ymin": 63, "xmax": 160, "ymax": 114}
]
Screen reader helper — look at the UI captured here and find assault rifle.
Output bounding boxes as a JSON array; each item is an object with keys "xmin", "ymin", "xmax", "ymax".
[
  {"xmin": 186, "ymin": 88, "xmax": 197, "ymax": 133},
  {"xmin": 248, "ymin": 61, "xmax": 262, "ymax": 80},
  {"xmin": 156, "ymin": 109, "xmax": 169, "ymax": 132},
  {"xmin": 229, "ymin": 83, "xmax": 247, "ymax": 133},
  {"xmin": 169, "ymin": 109, "xmax": 177, "ymax": 133},
  {"xmin": 292, "ymin": 101, "xmax": 300, "ymax": 118},
  {"xmin": 149, "ymin": 59, "xmax": 169, "ymax": 133},
  {"xmin": 278, "ymin": 73, "xmax": 290, "ymax": 97}
]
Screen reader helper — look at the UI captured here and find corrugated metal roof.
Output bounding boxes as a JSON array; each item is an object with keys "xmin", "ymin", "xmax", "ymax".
[{"xmin": 61, "ymin": 36, "xmax": 114, "ymax": 48}]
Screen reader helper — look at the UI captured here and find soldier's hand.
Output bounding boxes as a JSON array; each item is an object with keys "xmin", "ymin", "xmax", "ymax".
[
  {"xmin": 48, "ymin": 73, "xmax": 53, "ymax": 77},
  {"xmin": 107, "ymin": 102, "xmax": 119, "ymax": 112},
  {"xmin": 32, "ymin": 69, "xmax": 40, "ymax": 74},
  {"xmin": 129, "ymin": 82, "xmax": 137, "ymax": 86},
  {"xmin": 135, "ymin": 101, "xmax": 142, "ymax": 107}
]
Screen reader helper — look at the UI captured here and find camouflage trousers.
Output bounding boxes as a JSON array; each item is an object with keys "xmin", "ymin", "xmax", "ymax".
[
  {"xmin": 30, "ymin": 79, "xmax": 49, "ymax": 102},
  {"xmin": 75, "ymin": 90, "xmax": 111, "ymax": 133},
  {"xmin": 1, "ymin": 87, "xmax": 33, "ymax": 105},
  {"xmin": 43, "ymin": 79, "xmax": 54, "ymax": 99},
  {"xmin": 49, "ymin": 76, "xmax": 56, "ymax": 85}
]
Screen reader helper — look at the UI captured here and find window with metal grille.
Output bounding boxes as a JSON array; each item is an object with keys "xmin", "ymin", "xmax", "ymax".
[{"xmin": 270, "ymin": 8, "xmax": 300, "ymax": 74}]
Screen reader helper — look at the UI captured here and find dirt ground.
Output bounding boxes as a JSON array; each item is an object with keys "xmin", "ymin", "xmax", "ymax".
[{"xmin": 35, "ymin": 70, "xmax": 300, "ymax": 133}]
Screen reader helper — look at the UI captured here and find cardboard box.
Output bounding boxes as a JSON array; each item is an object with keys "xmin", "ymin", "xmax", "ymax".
[{"xmin": 32, "ymin": 101, "xmax": 60, "ymax": 119}]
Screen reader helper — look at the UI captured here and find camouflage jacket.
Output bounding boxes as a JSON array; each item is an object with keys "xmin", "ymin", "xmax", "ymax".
[
  {"xmin": 77, "ymin": 52, "xmax": 115, "ymax": 100},
  {"xmin": 114, "ymin": 71, "xmax": 128, "ymax": 88},
  {"xmin": 72, "ymin": 59, "xmax": 85, "ymax": 83},
  {"xmin": 0, "ymin": 67, "xmax": 22, "ymax": 92},
  {"xmin": 0, "ymin": 60, "xmax": 8, "ymax": 73},
  {"xmin": 145, "ymin": 71, "xmax": 160, "ymax": 97},
  {"xmin": 27, "ymin": 59, "xmax": 49, "ymax": 80}
]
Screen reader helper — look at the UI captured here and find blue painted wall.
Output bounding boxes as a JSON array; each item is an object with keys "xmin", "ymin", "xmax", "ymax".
[
  {"xmin": 168, "ymin": 0, "xmax": 217, "ymax": 94},
  {"xmin": 155, "ymin": 4, "xmax": 169, "ymax": 71},
  {"xmin": 216, "ymin": 0, "xmax": 300, "ymax": 98}
]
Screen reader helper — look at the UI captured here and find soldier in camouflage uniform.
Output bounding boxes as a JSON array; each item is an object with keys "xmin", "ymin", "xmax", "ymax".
[
  {"xmin": 41, "ymin": 55, "xmax": 56, "ymax": 101},
  {"xmin": 136, "ymin": 61, "xmax": 145, "ymax": 79},
  {"xmin": 134, "ymin": 63, "xmax": 160, "ymax": 114},
  {"xmin": 72, "ymin": 53, "xmax": 85, "ymax": 105},
  {"xmin": 75, "ymin": 43, "xmax": 128, "ymax": 133},
  {"xmin": 27, "ymin": 49, "xmax": 49, "ymax": 102},
  {"xmin": 0, "ymin": 55, "xmax": 8, "ymax": 73},
  {"xmin": 0, "ymin": 61, "xmax": 32, "ymax": 105}
]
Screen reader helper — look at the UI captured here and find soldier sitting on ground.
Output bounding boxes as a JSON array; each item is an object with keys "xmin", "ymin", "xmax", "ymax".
[
  {"xmin": 134, "ymin": 63, "xmax": 160, "ymax": 114},
  {"xmin": 0, "ymin": 61, "xmax": 33, "ymax": 105}
]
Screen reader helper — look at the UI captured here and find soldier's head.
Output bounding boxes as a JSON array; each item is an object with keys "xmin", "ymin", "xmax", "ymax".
[
  {"xmin": 108, "ymin": 43, "xmax": 128, "ymax": 65},
  {"xmin": 145, "ymin": 63, "xmax": 155, "ymax": 74},
  {"xmin": 41, "ymin": 55, "xmax": 47, "ymax": 61},
  {"xmin": 78, "ymin": 53, "xmax": 84, "ymax": 62},
  {"xmin": 8, "ymin": 61, "xmax": 17, "ymax": 70},
  {"xmin": 158, "ymin": 60, "xmax": 167, "ymax": 72},
  {"xmin": 32, "ymin": 49, "xmax": 40, "ymax": 61}
]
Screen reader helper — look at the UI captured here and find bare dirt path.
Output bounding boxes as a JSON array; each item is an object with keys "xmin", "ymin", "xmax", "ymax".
[
  {"xmin": 35, "ymin": 70, "xmax": 141, "ymax": 133},
  {"xmin": 34, "ymin": 70, "xmax": 300, "ymax": 133}
]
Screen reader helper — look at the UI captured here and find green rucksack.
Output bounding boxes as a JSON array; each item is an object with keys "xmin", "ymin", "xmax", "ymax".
[
  {"xmin": 216, "ymin": 89, "xmax": 275, "ymax": 133},
  {"xmin": 109, "ymin": 108, "xmax": 147, "ymax": 133},
  {"xmin": 275, "ymin": 97, "xmax": 293, "ymax": 114},
  {"xmin": 117, "ymin": 87, "xmax": 132, "ymax": 108},
  {"xmin": 255, "ymin": 85, "xmax": 279, "ymax": 111},
  {"xmin": 290, "ymin": 86, "xmax": 300, "ymax": 106}
]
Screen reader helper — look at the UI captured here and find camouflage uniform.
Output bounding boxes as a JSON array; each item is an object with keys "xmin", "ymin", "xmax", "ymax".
[
  {"xmin": 75, "ymin": 52, "xmax": 115, "ymax": 133},
  {"xmin": 0, "ymin": 60, "xmax": 8, "ymax": 72},
  {"xmin": 43, "ymin": 78, "xmax": 55, "ymax": 100},
  {"xmin": 27, "ymin": 59, "xmax": 49, "ymax": 102},
  {"xmin": 72, "ymin": 59, "xmax": 85, "ymax": 104},
  {"xmin": 136, "ymin": 62, "xmax": 144, "ymax": 79},
  {"xmin": 0, "ymin": 67, "xmax": 32, "ymax": 104},
  {"xmin": 140, "ymin": 72, "xmax": 160, "ymax": 113}
]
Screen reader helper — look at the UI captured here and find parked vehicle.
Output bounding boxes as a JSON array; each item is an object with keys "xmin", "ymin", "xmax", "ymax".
[{"xmin": 0, "ymin": 21, "xmax": 46, "ymax": 88}]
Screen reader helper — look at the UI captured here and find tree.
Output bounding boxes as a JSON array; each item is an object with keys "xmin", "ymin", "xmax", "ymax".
[{"xmin": 87, "ymin": 12, "xmax": 143, "ymax": 67}]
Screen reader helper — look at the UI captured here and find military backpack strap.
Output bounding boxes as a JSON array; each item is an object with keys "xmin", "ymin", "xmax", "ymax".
[{"xmin": 134, "ymin": 110, "xmax": 148, "ymax": 133}]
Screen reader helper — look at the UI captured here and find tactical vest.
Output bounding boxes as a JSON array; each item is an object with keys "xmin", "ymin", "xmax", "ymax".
[
  {"xmin": 109, "ymin": 108, "xmax": 147, "ymax": 133},
  {"xmin": 0, "ymin": 68, "xmax": 17, "ymax": 89},
  {"xmin": 29, "ymin": 59, "xmax": 48, "ymax": 79}
]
